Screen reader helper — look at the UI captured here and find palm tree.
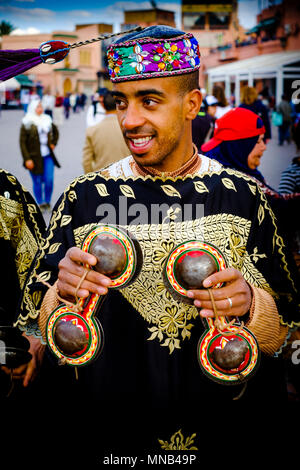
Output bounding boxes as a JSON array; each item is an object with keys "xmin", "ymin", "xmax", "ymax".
[{"xmin": 0, "ymin": 21, "xmax": 15, "ymax": 37}]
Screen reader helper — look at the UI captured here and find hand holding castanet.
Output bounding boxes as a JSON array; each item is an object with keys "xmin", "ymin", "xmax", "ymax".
[
  {"xmin": 46, "ymin": 225, "xmax": 142, "ymax": 367},
  {"xmin": 164, "ymin": 241, "xmax": 260, "ymax": 385}
]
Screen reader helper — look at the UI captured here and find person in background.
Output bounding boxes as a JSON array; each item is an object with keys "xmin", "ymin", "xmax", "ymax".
[
  {"xmin": 278, "ymin": 155, "xmax": 300, "ymax": 270},
  {"xmin": 0, "ymin": 169, "xmax": 46, "ymax": 397},
  {"xmin": 20, "ymin": 89, "xmax": 30, "ymax": 114},
  {"xmin": 277, "ymin": 94, "xmax": 293, "ymax": 146},
  {"xmin": 291, "ymin": 109, "xmax": 300, "ymax": 152},
  {"xmin": 201, "ymin": 108, "xmax": 267, "ymax": 184},
  {"xmin": 201, "ymin": 107, "xmax": 300, "ymax": 256},
  {"xmin": 278, "ymin": 155, "xmax": 300, "ymax": 402},
  {"xmin": 69, "ymin": 92, "xmax": 77, "ymax": 113},
  {"xmin": 53, "ymin": 92, "xmax": 64, "ymax": 127},
  {"xmin": 29, "ymin": 87, "xmax": 40, "ymax": 103},
  {"xmin": 86, "ymin": 88, "xmax": 107, "ymax": 128},
  {"xmin": 19, "ymin": 99, "xmax": 60, "ymax": 212},
  {"xmin": 79, "ymin": 92, "xmax": 87, "ymax": 111},
  {"xmin": 212, "ymin": 84, "xmax": 232, "ymax": 119},
  {"xmin": 279, "ymin": 156, "xmax": 300, "ymax": 195},
  {"xmin": 200, "ymin": 87, "xmax": 207, "ymax": 101},
  {"xmin": 82, "ymin": 91, "xmax": 130, "ymax": 173},
  {"xmin": 63, "ymin": 93, "xmax": 71, "ymax": 119},
  {"xmin": 239, "ymin": 86, "xmax": 271, "ymax": 143},
  {"xmin": 41, "ymin": 89, "xmax": 55, "ymax": 118},
  {"xmin": 192, "ymin": 95, "xmax": 218, "ymax": 151}
]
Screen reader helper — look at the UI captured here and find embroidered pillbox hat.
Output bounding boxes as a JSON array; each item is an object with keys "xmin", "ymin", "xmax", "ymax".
[
  {"xmin": 107, "ymin": 25, "xmax": 201, "ymax": 83},
  {"xmin": 201, "ymin": 108, "xmax": 266, "ymax": 152}
]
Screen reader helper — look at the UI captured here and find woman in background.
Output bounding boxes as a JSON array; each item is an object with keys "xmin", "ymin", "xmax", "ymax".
[
  {"xmin": 20, "ymin": 99, "xmax": 60, "ymax": 211},
  {"xmin": 201, "ymin": 107, "xmax": 300, "ymax": 400},
  {"xmin": 212, "ymin": 84, "xmax": 232, "ymax": 119},
  {"xmin": 239, "ymin": 86, "xmax": 271, "ymax": 142},
  {"xmin": 201, "ymin": 107, "xmax": 300, "ymax": 252}
]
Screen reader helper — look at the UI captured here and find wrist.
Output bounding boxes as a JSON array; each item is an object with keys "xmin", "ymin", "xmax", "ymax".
[{"xmin": 243, "ymin": 283, "xmax": 255, "ymax": 325}]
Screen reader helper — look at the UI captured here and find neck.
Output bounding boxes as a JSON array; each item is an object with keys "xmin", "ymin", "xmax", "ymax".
[
  {"xmin": 152, "ymin": 142, "xmax": 195, "ymax": 173},
  {"xmin": 147, "ymin": 126, "xmax": 195, "ymax": 173},
  {"xmin": 106, "ymin": 110, "xmax": 116, "ymax": 115},
  {"xmin": 133, "ymin": 143, "xmax": 200, "ymax": 178}
]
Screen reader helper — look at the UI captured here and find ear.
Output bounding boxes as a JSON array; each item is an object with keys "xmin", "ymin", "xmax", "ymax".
[{"xmin": 184, "ymin": 89, "xmax": 202, "ymax": 120}]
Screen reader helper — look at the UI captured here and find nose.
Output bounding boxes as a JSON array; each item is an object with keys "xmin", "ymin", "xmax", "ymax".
[
  {"xmin": 261, "ymin": 141, "xmax": 267, "ymax": 153},
  {"xmin": 120, "ymin": 103, "xmax": 146, "ymax": 131}
]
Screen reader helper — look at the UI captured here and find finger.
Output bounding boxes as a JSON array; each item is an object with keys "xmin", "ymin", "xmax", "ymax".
[
  {"xmin": 57, "ymin": 280, "xmax": 105, "ymax": 300},
  {"xmin": 1, "ymin": 366, "xmax": 26, "ymax": 379},
  {"xmin": 58, "ymin": 266, "xmax": 111, "ymax": 289},
  {"xmin": 194, "ymin": 293, "xmax": 245, "ymax": 311},
  {"xmin": 67, "ymin": 247, "xmax": 97, "ymax": 267},
  {"xmin": 85, "ymin": 269, "xmax": 111, "ymax": 286},
  {"xmin": 1, "ymin": 366, "xmax": 12, "ymax": 376},
  {"xmin": 60, "ymin": 252, "xmax": 112, "ymax": 286},
  {"xmin": 199, "ymin": 305, "xmax": 245, "ymax": 318},
  {"xmin": 8, "ymin": 364, "xmax": 27, "ymax": 376},
  {"xmin": 187, "ymin": 284, "xmax": 239, "ymax": 302},
  {"xmin": 23, "ymin": 361, "xmax": 36, "ymax": 387},
  {"xmin": 58, "ymin": 271, "xmax": 109, "ymax": 296},
  {"xmin": 202, "ymin": 267, "xmax": 241, "ymax": 288}
]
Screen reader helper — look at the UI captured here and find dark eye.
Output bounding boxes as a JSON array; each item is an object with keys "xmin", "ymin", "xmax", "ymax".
[
  {"xmin": 115, "ymin": 99, "xmax": 127, "ymax": 109},
  {"xmin": 143, "ymin": 98, "xmax": 157, "ymax": 107}
]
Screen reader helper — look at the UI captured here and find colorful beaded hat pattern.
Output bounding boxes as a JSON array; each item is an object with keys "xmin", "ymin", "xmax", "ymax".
[{"xmin": 107, "ymin": 29, "xmax": 201, "ymax": 82}]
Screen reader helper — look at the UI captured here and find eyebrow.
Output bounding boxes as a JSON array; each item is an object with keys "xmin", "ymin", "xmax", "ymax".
[{"xmin": 112, "ymin": 89, "xmax": 166, "ymax": 99}]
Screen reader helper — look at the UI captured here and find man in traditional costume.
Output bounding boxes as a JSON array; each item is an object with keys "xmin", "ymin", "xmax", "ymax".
[
  {"xmin": 0, "ymin": 169, "xmax": 45, "ymax": 394},
  {"xmin": 16, "ymin": 26, "xmax": 299, "ymax": 459}
]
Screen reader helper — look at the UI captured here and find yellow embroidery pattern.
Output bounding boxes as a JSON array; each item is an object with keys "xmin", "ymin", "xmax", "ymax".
[
  {"xmin": 120, "ymin": 184, "xmax": 136, "ymax": 199},
  {"xmin": 0, "ymin": 196, "xmax": 39, "ymax": 289},
  {"xmin": 159, "ymin": 429, "xmax": 198, "ymax": 451},
  {"xmin": 19, "ymin": 165, "xmax": 299, "ymax": 333},
  {"xmin": 73, "ymin": 214, "xmax": 273, "ymax": 353}
]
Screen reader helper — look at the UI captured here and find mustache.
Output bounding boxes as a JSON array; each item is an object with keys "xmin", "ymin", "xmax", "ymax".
[{"xmin": 123, "ymin": 127, "xmax": 156, "ymax": 138}]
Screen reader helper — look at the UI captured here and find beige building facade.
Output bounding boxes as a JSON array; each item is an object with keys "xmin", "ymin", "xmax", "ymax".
[{"xmin": 1, "ymin": 23, "xmax": 113, "ymax": 96}]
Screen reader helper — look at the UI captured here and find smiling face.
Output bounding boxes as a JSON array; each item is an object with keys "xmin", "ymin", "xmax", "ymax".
[
  {"xmin": 247, "ymin": 134, "xmax": 266, "ymax": 170},
  {"xmin": 112, "ymin": 75, "xmax": 201, "ymax": 172}
]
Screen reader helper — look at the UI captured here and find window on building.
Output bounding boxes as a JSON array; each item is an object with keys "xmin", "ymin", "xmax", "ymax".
[
  {"xmin": 208, "ymin": 12, "xmax": 230, "ymax": 29},
  {"xmin": 183, "ymin": 12, "xmax": 206, "ymax": 29},
  {"xmin": 80, "ymin": 50, "xmax": 91, "ymax": 66},
  {"xmin": 64, "ymin": 56, "xmax": 71, "ymax": 69}
]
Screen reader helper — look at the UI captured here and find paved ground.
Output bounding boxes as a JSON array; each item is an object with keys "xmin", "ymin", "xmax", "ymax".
[
  {"xmin": 0, "ymin": 108, "xmax": 297, "ymax": 225},
  {"xmin": 0, "ymin": 108, "xmax": 86, "ymax": 224}
]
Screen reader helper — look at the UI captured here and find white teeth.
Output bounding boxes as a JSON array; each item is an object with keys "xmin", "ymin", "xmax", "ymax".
[{"xmin": 132, "ymin": 136, "xmax": 152, "ymax": 146}]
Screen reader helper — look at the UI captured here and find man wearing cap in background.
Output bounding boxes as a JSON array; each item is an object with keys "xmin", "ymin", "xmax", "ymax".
[{"xmin": 17, "ymin": 25, "xmax": 299, "ymax": 460}]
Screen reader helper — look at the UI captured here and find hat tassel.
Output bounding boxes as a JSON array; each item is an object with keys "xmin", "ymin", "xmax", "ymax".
[{"xmin": 0, "ymin": 26, "xmax": 142, "ymax": 83}]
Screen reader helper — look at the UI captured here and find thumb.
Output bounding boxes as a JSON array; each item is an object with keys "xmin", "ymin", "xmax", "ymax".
[{"xmin": 23, "ymin": 359, "xmax": 36, "ymax": 388}]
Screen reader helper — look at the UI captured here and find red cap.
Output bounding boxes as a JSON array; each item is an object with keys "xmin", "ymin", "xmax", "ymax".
[{"xmin": 201, "ymin": 108, "xmax": 266, "ymax": 152}]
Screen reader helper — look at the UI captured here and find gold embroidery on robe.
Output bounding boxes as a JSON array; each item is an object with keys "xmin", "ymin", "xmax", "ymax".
[
  {"xmin": 19, "ymin": 167, "xmax": 298, "ymax": 332},
  {"xmin": 73, "ymin": 214, "xmax": 273, "ymax": 353},
  {"xmin": 158, "ymin": 429, "xmax": 198, "ymax": 451},
  {"xmin": 0, "ymin": 196, "xmax": 38, "ymax": 289}
]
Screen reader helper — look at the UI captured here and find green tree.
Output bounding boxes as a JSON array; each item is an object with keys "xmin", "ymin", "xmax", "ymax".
[{"xmin": 0, "ymin": 21, "xmax": 15, "ymax": 36}]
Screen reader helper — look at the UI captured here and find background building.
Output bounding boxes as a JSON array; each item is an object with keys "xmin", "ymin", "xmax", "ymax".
[
  {"xmin": 121, "ymin": 5, "xmax": 175, "ymax": 31},
  {"xmin": 201, "ymin": 0, "xmax": 300, "ymax": 104},
  {"xmin": 1, "ymin": 23, "xmax": 113, "ymax": 100},
  {"xmin": 181, "ymin": 0, "xmax": 247, "ymax": 87}
]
